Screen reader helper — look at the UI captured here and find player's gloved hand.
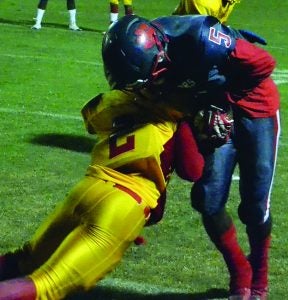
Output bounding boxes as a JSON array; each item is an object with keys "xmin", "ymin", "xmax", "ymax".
[
  {"xmin": 145, "ymin": 191, "xmax": 167, "ymax": 226},
  {"xmin": 207, "ymin": 105, "xmax": 234, "ymax": 141},
  {"xmin": 238, "ymin": 29, "xmax": 267, "ymax": 45},
  {"xmin": 207, "ymin": 66, "xmax": 227, "ymax": 89},
  {"xmin": 193, "ymin": 105, "xmax": 234, "ymax": 150}
]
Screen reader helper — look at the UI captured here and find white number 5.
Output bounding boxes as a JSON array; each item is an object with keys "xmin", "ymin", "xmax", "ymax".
[{"xmin": 208, "ymin": 27, "xmax": 231, "ymax": 48}]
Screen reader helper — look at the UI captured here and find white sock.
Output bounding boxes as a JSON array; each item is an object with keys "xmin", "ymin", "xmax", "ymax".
[
  {"xmin": 35, "ymin": 8, "xmax": 45, "ymax": 26},
  {"xmin": 110, "ymin": 13, "xmax": 118, "ymax": 23},
  {"xmin": 68, "ymin": 9, "xmax": 77, "ymax": 25}
]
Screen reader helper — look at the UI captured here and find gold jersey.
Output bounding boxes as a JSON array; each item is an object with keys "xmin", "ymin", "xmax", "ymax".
[{"xmin": 173, "ymin": 0, "xmax": 240, "ymax": 23}]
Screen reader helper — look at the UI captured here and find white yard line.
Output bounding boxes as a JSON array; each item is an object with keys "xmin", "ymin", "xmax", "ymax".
[
  {"xmin": 272, "ymin": 69, "xmax": 288, "ymax": 85},
  {"xmin": 0, "ymin": 53, "xmax": 102, "ymax": 66},
  {"xmin": 98, "ymin": 276, "xmax": 189, "ymax": 294},
  {"xmin": 0, "ymin": 107, "xmax": 81, "ymax": 120}
]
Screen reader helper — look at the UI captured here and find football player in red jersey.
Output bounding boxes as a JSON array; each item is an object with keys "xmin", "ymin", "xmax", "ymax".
[
  {"xmin": 101, "ymin": 15, "xmax": 280, "ymax": 300},
  {"xmin": 0, "ymin": 90, "xmax": 204, "ymax": 299},
  {"xmin": 31, "ymin": 0, "xmax": 81, "ymax": 31}
]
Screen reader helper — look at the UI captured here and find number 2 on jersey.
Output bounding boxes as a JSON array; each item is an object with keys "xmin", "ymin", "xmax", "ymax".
[{"xmin": 109, "ymin": 135, "xmax": 135, "ymax": 158}]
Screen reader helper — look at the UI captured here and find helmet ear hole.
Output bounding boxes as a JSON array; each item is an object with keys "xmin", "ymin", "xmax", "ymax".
[{"xmin": 102, "ymin": 15, "xmax": 169, "ymax": 90}]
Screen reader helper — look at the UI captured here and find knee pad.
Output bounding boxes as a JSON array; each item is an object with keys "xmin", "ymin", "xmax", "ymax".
[
  {"xmin": 191, "ymin": 184, "xmax": 225, "ymax": 215},
  {"xmin": 238, "ymin": 202, "xmax": 269, "ymax": 226}
]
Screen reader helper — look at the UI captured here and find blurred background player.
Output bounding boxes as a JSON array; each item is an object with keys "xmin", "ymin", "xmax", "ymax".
[
  {"xmin": 109, "ymin": 0, "xmax": 133, "ymax": 24},
  {"xmin": 32, "ymin": 0, "xmax": 81, "ymax": 31},
  {"xmin": 173, "ymin": 0, "xmax": 240, "ymax": 24},
  {"xmin": 0, "ymin": 90, "xmax": 204, "ymax": 299}
]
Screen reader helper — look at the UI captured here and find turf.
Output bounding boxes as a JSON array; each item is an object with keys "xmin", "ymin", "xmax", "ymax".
[{"xmin": 0, "ymin": 0, "xmax": 287, "ymax": 299}]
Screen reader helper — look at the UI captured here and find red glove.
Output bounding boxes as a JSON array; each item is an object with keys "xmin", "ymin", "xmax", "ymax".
[
  {"xmin": 206, "ymin": 105, "xmax": 234, "ymax": 142},
  {"xmin": 193, "ymin": 105, "xmax": 234, "ymax": 149}
]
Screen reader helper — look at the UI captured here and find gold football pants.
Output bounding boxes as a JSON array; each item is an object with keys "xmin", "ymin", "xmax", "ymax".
[{"xmin": 22, "ymin": 176, "xmax": 149, "ymax": 299}]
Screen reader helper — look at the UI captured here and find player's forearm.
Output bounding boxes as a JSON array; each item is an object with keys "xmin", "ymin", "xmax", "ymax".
[{"xmin": 174, "ymin": 121, "xmax": 204, "ymax": 181}]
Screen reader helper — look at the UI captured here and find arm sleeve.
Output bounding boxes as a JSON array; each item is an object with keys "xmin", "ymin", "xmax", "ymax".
[
  {"xmin": 174, "ymin": 121, "xmax": 204, "ymax": 182},
  {"xmin": 145, "ymin": 191, "xmax": 167, "ymax": 226},
  {"xmin": 81, "ymin": 94, "xmax": 103, "ymax": 134},
  {"xmin": 80, "ymin": 91, "xmax": 138, "ymax": 135},
  {"xmin": 229, "ymin": 39, "xmax": 276, "ymax": 82}
]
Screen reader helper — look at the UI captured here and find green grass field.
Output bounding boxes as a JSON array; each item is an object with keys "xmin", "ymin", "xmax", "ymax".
[{"xmin": 0, "ymin": 1, "xmax": 287, "ymax": 299}]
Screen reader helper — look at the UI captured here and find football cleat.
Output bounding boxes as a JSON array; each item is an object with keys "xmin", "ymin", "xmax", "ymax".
[
  {"xmin": 69, "ymin": 24, "xmax": 82, "ymax": 31},
  {"xmin": 31, "ymin": 24, "xmax": 41, "ymax": 30},
  {"xmin": 228, "ymin": 288, "xmax": 251, "ymax": 300}
]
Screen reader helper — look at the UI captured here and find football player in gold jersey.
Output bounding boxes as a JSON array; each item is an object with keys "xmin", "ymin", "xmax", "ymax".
[
  {"xmin": 0, "ymin": 90, "xmax": 204, "ymax": 299},
  {"xmin": 173, "ymin": 0, "xmax": 240, "ymax": 23}
]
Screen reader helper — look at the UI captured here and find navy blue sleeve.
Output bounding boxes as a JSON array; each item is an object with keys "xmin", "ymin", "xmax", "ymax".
[
  {"xmin": 151, "ymin": 15, "xmax": 242, "ymax": 95},
  {"xmin": 153, "ymin": 15, "xmax": 239, "ymax": 68},
  {"xmin": 199, "ymin": 16, "xmax": 238, "ymax": 67}
]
